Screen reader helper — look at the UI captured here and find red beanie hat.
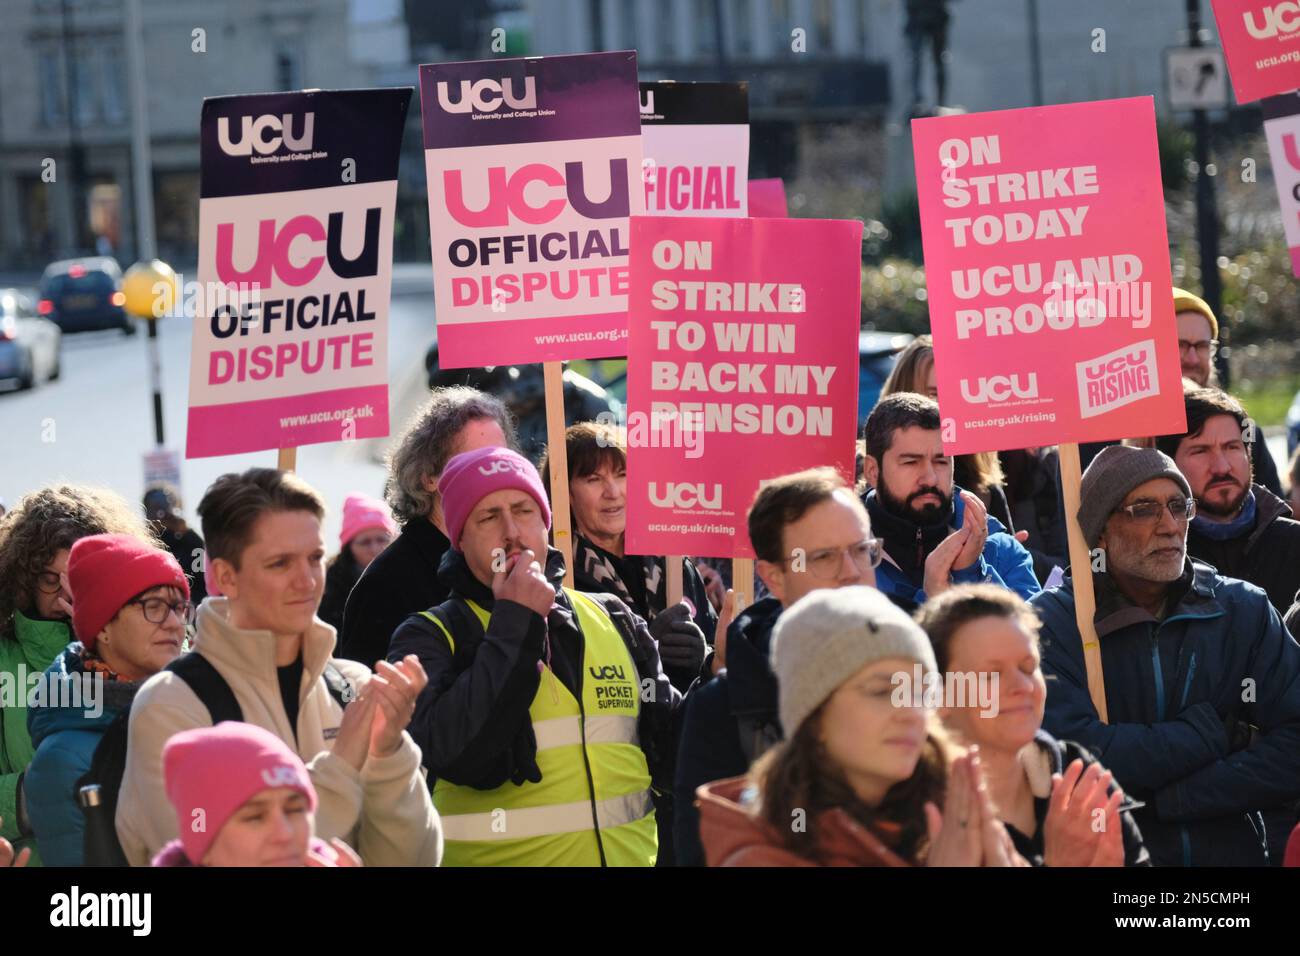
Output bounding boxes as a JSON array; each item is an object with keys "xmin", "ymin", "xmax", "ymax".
[
  {"xmin": 162, "ymin": 722, "xmax": 317, "ymax": 865},
  {"xmin": 67, "ymin": 533, "xmax": 190, "ymax": 650},
  {"xmin": 438, "ymin": 446, "xmax": 551, "ymax": 549}
]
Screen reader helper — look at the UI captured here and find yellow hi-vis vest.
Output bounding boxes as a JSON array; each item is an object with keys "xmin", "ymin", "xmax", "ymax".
[{"xmin": 419, "ymin": 588, "xmax": 657, "ymax": 867}]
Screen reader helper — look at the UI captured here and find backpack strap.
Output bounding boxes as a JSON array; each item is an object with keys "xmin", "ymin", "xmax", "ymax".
[
  {"xmin": 165, "ymin": 653, "xmax": 242, "ymax": 724},
  {"xmin": 417, "ymin": 599, "xmax": 486, "ymax": 668}
]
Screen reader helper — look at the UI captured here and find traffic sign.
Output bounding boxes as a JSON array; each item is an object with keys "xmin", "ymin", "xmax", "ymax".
[{"xmin": 1166, "ymin": 46, "xmax": 1230, "ymax": 111}]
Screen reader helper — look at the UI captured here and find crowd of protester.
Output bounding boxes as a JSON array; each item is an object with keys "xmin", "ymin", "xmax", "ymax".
[{"xmin": 6, "ymin": 288, "xmax": 1300, "ymax": 869}]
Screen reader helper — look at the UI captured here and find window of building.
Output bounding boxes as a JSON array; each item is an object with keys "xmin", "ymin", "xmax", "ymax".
[
  {"xmin": 814, "ymin": 0, "xmax": 833, "ymax": 52},
  {"xmin": 657, "ymin": 0, "xmax": 676, "ymax": 61},
  {"xmin": 620, "ymin": 0, "xmax": 637, "ymax": 48},
  {"xmin": 729, "ymin": 0, "xmax": 751, "ymax": 55},
  {"xmin": 275, "ymin": 41, "xmax": 302, "ymax": 91},
  {"xmin": 100, "ymin": 47, "xmax": 126, "ymax": 124},
  {"xmin": 771, "ymin": 0, "xmax": 792, "ymax": 57},
  {"xmin": 696, "ymin": 0, "xmax": 718, "ymax": 55},
  {"xmin": 39, "ymin": 50, "xmax": 65, "ymax": 126},
  {"xmin": 72, "ymin": 48, "xmax": 98, "ymax": 126}
]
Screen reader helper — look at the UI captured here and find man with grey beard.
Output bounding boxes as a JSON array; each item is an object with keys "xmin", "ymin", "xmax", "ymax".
[{"xmin": 1031, "ymin": 445, "xmax": 1300, "ymax": 867}]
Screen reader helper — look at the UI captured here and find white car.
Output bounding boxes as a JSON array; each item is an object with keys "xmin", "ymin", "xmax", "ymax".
[{"xmin": 0, "ymin": 288, "xmax": 62, "ymax": 390}]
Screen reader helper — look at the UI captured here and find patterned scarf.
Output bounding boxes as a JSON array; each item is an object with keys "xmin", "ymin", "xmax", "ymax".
[
  {"xmin": 574, "ymin": 535, "xmax": 665, "ymax": 621},
  {"xmin": 82, "ymin": 653, "xmax": 125, "ymax": 683}
]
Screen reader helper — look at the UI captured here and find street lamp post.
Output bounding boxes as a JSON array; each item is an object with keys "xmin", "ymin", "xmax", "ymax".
[{"xmin": 1186, "ymin": 0, "xmax": 1227, "ymax": 386}]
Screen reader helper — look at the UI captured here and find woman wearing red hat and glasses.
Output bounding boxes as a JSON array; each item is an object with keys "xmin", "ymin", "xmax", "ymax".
[{"xmin": 25, "ymin": 533, "xmax": 191, "ymax": 866}]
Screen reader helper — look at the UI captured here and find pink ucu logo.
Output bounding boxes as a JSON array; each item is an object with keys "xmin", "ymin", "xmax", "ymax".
[
  {"xmin": 215, "ymin": 208, "xmax": 381, "ymax": 287},
  {"xmin": 479, "ymin": 459, "xmax": 526, "ymax": 477},
  {"xmin": 443, "ymin": 161, "xmax": 630, "ymax": 227},
  {"xmin": 260, "ymin": 766, "xmax": 299, "ymax": 788}
]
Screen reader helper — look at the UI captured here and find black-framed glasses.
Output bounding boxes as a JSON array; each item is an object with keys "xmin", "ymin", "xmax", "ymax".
[
  {"xmin": 785, "ymin": 539, "xmax": 885, "ymax": 580},
  {"xmin": 1114, "ymin": 497, "xmax": 1196, "ymax": 525},
  {"xmin": 126, "ymin": 596, "xmax": 196, "ymax": 626},
  {"xmin": 35, "ymin": 570, "xmax": 63, "ymax": 594},
  {"xmin": 1178, "ymin": 339, "xmax": 1213, "ymax": 356}
]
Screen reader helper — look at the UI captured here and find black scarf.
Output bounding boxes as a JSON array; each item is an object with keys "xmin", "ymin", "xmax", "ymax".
[{"xmin": 573, "ymin": 534, "xmax": 664, "ymax": 622}]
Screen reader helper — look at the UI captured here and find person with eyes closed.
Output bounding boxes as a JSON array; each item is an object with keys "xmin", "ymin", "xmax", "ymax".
[
  {"xmin": 918, "ymin": 584, "xmax": 1149, "ymax": 866},
  {"xmin": 1032, "ymin": 445, "xmax": 1300, "ymax": 867},
  {"xmin": 152, "ymin": 722, "xmax": 361, "ymax": 867},
  {"xmin": 115, "ymin": 468, "xmax": 442, "ymax": 868}
]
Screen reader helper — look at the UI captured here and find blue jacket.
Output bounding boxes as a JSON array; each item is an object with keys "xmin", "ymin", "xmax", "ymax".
[
  {"xmin": 1032, "ymin": 561, "xmax": 1300, "ymax": 867},
  {"xmin": 25, "ymin": 643, "xmax": 142, "ymax": 867},
  {"xmin": 863, "ymin": 487, "xmax": 1041, "ymax": 612}
]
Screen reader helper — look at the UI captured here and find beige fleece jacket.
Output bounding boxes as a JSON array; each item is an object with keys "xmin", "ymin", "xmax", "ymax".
[{"xmin": 115, "ymin": 598, "xmax": 442, "ymax": 867}]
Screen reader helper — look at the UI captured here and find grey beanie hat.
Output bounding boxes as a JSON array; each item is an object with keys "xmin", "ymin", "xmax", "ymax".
[
  {"xmin": 770, "ymin": 585, "xmax": 937, "ymax": 737},
  {"xmin": 1078, "ymin": 445, "xmax": 1192, "ymax": 548}
]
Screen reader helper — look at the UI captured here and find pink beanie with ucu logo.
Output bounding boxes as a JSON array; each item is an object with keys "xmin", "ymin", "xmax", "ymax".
[
  {"xmin": 439, "ymin": 446, "xmax": 552, "ymax": 549},
  {"xmin": 161, "ymin": 722, "xmax": 317, "ymax": 865}
]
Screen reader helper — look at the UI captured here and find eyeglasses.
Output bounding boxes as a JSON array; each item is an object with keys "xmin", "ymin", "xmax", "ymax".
[
  {"xmin": 126, "ymin": 596, "xmax": 196, "ymax": 626},
  {"xmin": 783, "ymin": 539, "xmax": 885, "ymax": 580},
  {"xmin": 1114, "ymin": 496, "xmax": 1196, "ymax": 524},
  {"xmin": 35, "ymin": 570, "xmax": 63, "ymax": 594},
  {"xmin": 1178, "ymin": 339, "xmax": 1213, "ymax": 357}
]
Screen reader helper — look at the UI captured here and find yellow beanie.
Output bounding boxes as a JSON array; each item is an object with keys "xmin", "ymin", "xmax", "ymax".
[{"xmin": 1172, "ymin": 287, "xmax": 1219, "ymax": 340}]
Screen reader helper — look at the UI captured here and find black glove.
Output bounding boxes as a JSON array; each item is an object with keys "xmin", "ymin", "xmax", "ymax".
[
  {"xmin": 508, "ymin": 719, "xmax": 542, "ymax": 786},
  {"xmin": 649, "ymin": 602, "xmax": 706, "ymax": 675},
  {"xmin": 1224, "ymin": 712, "xmax": 1259, "ymax": 754}
]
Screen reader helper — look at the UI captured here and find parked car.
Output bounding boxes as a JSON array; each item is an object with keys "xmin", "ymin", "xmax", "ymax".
[
  {"xmin": 425, "ymin": 342, "xmax": 622, "ymax": 461},
  {"xmin": 0, "ymin": 288, "xmax": 62, "ymax": 391},
  {"xmin": 570, "ymin": 331, "xmax": 915, "ymax": 431},
  {"xmin": 38, "ymin": 257, "xmax": 135, "ymax": 335},
  {"xmin": 857, "ymin": 331, "xmax": 915, "ymax": 427}
]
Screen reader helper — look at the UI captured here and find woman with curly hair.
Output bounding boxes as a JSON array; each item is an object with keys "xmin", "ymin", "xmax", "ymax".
[
  {"xmin": 0, "ymin": 484, "xmax": 155, "ymax": 866},
  {"xmin": 697, "ymin": 585, "xmax": 1026, "ymax": 866}
]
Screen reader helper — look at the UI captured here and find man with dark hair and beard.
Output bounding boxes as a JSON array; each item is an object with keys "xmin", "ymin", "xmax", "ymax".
[
  {"xmin": 861, "ymin": 394, "xmax": 1040, "ymax": 612},
  {"xmin": 1155, "ymin": 385, "xmax": 1300, "ymax": 618}
]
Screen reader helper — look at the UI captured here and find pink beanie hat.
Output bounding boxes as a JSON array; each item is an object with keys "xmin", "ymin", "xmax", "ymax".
[
  {"xmin": 339, "ymin": 492, "xmax": 396, "ymax": 548},
  {"xmin": 162, "ymin": 722, "xmax": 317, "ymax": 865},
  {"xmin": 438, "ymin": 446, "xmax": 552, "ymax": 549}
]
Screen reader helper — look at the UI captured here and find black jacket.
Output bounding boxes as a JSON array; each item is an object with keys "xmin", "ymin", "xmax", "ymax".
[
  {"xmin": 1033, "ymin": 560, "xmax": 1300, "ymax": 866},
  {"xmin": 318, "ymin": 552, "xmax": 361, "ymax": 635},
  {"xmin": 672, "ymin": 596, "xmax": 783, "ymax": 867},
  {"xmin": 338, "ymin": 519, "xmax": 450, "ymax": 665},
  {"xmin": 388, "ymin": 546, "xmax": 683, "ymax": 858},
  {"xmin": 1187, "ymin": 485, "xmax": 1300, "ymax": 617},
  {"xmin": 1001, "ymin": 447, "xmax": 1069, "ymax": 585},
  {"xmin": 159, "ymin": 526, "xmax": 207, "ymax": 605},
  {"xmin": 1006, "ymin": 730, "xmax": 1150, "ymax": 867}
]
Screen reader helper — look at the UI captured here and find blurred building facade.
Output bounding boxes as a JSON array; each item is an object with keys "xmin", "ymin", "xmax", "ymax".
[
  {"xmin": 0, "ymin": 0, "xmax": 396, "ymax": 270},
  {"xmin": 0, "ymin": 0, "xmax": 1234, "ymax": 271}
]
